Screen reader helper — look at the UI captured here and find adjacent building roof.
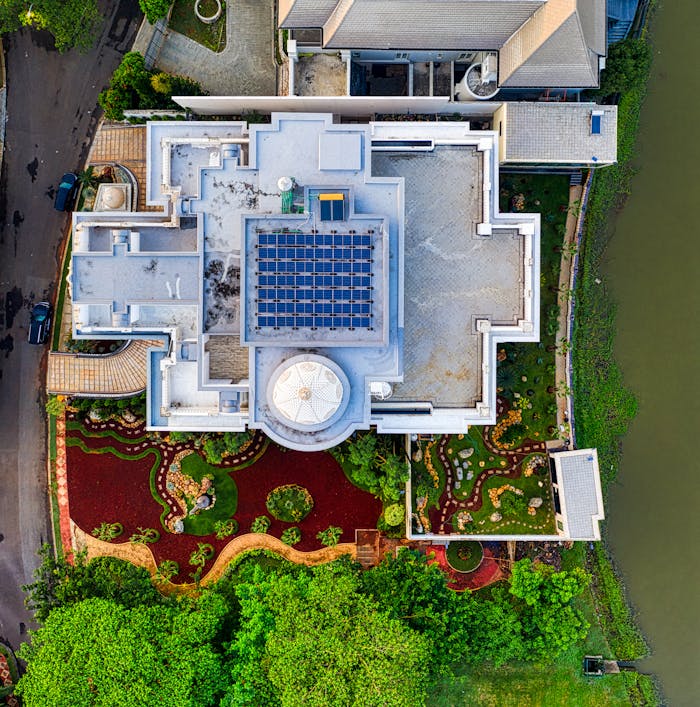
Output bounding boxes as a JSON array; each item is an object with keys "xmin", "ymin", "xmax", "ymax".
[
  {"xmin": 495, "ymin": 102, "xmax": 618, "ymax": 165},
  {"xmin": 280, "ymin": 0, "xmax": 606, "ymax": 88},
  {"xmin": 551, "ymin": 448, "xmax": 605, "ymax": 540}
]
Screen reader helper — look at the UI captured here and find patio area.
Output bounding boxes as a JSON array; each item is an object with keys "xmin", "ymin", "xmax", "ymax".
[{"xmin": 294, "ymin": 53, "xmax": 347, "ymax": 96}]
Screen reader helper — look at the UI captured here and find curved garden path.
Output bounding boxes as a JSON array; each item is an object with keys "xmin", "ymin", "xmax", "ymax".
[
  {"xmin": 429, "ymin": 399, "xmax": 548, "ymax": 534},
  {"xmin": 73, "ymin": 524, "xmax": 356, "ymax": 596}
]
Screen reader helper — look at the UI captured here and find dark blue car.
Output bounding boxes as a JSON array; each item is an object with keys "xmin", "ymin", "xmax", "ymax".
[
  {"xmin": 28, "ymin": 302, "xmax": 53, "ymax": 345},
  {"xmin": 54, "ymin": 172, "xmax": 77, "ymax": 211}
]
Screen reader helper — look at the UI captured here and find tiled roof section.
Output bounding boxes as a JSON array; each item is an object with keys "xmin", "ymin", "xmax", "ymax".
[
  {"xmin": 279, "ymin": 0, "xmax": 339, "ymax": 27},
  {"xmin": 47, "ymin": 340, "xmax": 161, "ymax": 397},
  {"xmin": 322, "ymin": 0, "xmax": 544, "ymax": 50},
  {"xmin": 577, "ymin": 0, "xmax": 606, "ymax": 55},
  {"xmin": 502, "ymin": 102, "xmax": 617, "ymax": 164},
  {"xmin": 558, "ymin": 451, "xmax": 603, "ymax": 540},
  {"xmin": 500, "ymin": 12, "xmax": 599, "ymax": 87}
]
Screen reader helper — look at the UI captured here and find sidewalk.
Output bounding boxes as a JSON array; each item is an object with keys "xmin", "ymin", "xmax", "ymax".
[{"xmin": 554, "ymin": 183, "xmax": 584, "ymax": 444}]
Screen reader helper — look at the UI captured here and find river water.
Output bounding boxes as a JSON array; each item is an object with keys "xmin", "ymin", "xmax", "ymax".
[{"xmin": 602, "ymin": 3, "xmax": 700, "ymax": 705}]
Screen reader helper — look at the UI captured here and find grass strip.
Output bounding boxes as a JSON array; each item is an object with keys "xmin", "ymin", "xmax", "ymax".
[
  {"xmin": 66, "ymin": 419, "xmax": 150, "ymax": 445},
  {"xmin": 52, "ymin": 234, "xmax": 72, "ymax": 350},
  {"xmin": 588, "ymin": 544, "xmax": 648, "ymax": 660}
]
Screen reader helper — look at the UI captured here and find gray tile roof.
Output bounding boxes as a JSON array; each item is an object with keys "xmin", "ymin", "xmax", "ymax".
[
  {"xmin": 500, "ymin": 12, "xmax": 599, "ymax": 87},
  {"xmin": 279, "ymin": 0, "xmax": 339, "ymax": 27},
  {"xmin": 577, "ymin": 0, "xmax": 606, "ymax": 56},
  {"xmin": 501, "ymin": 102, "xmax": 617, "ymax": 164},
  {"xmin": 557, "ymin": 451, "xmax": 603, "ymax": 540},
  {"xmin": 323, "ymin": 0, "xmax": 544, "ymax": 49}
]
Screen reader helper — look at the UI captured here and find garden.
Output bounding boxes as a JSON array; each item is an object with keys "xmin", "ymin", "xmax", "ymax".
[
  {"xmin": 168, "ymin": 0, "xmax": 227, "ymax": 53},
  {"xmin": 410, "ymin": 174, "xmax": 571, "ymax": 538},
  {"xmin": 64, "ymin": 408, "xmax": 382, "ymax": 584}
]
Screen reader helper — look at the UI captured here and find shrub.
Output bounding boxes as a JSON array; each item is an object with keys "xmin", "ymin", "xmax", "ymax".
[
  {"xmin": 189, "ymin": 543, "xmax": 215, "ymax": 568},
  {"xmin": 202, "ymin": 431, "xmax": 252, "ymax": 464},
  {"xmin": 139, "ymin": 0, "xmax": 171, "ymax": 24},
  {"xmin": 499, "ymin": 492, "xmax": 528, "ymax": 517},
  {"xmin": 383, "ymin": 503, "xmax": 405, "ymax": 527},
  {"xmin": 129, "ymin": 527, "xmax": 160, "ymax": 544},
  {"xmin": 154, "ymin": 560, "xmax": 179, "ymax": 584},
  {"xmin": 214, "ymin": 518, "xmax": 239, "ymax": 540},
  {"xmin": 596, "ymin": 38, "xmax": 652, "ymax": 98},
  {"xmin": 266, "ymin": 485, "xmax": 314, "ymax": 522},
  {"xmin": 91, "ymin": 522, "xmax": 123, "ymax": 542},
  {"xmin": 499, "ymin": 423, "xmax": 526, "ymax": 446},
  {"xmin": 316, "ymin": 526, "xmax": 342, "ymax": 547},
  {"xmin": 46, "ymin": 395, "xmax": 68, "ymax": 417},
  {"xmin": 280, "ymin": 527, "xmax": 301, "ymax": 546},
  {"xmin": 251, "ymin": 515, "xmax": 271, "ymax": 534}
]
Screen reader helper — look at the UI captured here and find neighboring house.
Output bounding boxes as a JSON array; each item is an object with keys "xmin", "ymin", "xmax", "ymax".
[
  {"xmin": 279, "ymin": 0, "xmax": 607, "ymax": 99},
  {"xmin": 607, "ymin": 0, "xmax": 641, "ymax": 44}
]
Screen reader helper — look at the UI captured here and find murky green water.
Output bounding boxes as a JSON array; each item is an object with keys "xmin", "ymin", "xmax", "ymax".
[{"xmin": 603, "ymin": 4, "xmax": 700, "ymax": 705}]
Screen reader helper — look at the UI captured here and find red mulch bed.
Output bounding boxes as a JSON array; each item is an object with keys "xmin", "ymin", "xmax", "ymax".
[
  {"xmin": 428, "ymin": 544, "xmax": 504, "ymax": 591},
  {"xmin": 66, "ymin": 430, "xmax": 381, "ymax": 583}
]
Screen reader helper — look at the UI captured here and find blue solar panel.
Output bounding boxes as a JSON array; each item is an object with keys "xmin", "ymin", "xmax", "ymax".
[{"xmin": 255, "ymin": 231, "xmax": 375, "ymax": 330}]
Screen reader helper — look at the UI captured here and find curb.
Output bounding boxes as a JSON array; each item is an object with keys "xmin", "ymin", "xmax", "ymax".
[{"xmin": 0, "ymin": 39, "xmax": 6, "ymax": 171}]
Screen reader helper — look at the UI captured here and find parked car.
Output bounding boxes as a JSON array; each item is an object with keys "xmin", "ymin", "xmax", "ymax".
[
  {"xmin": 28, "ymin": 302, "xmax": 53, "ymax": 345},
  {"xmin": 53, "ymin": 172, "xmax": 77, "ymax": 211}
]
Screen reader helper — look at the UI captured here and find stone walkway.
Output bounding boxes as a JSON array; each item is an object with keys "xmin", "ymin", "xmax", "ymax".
[
  {"xmin": 554, "ymin": 183, "xmax": 584, "ymax": 442},
  {"xmin": 47, "ymin": 340, "xmax": 162, "ymax": 396},
  {"xmin": 54, "ymin": 414, "xmax": 74, "ymax": 555},
  {"xmin": 156, "ymin": 0, "xmax": 277, "ymax": 96},
  {"xmin": 73, "ymin": 524, "xmax": 357, "ymax": 595}
]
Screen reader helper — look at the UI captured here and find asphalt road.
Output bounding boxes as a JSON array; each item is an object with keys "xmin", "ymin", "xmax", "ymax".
[{"xmin": 0, "ymin": 0, "xmax": 141, "ymax": 652}]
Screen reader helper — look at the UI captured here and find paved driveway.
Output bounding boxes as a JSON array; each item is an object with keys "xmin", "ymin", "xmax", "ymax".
[{"xmin": 156, "ymin": 0, "xmax": 277, "ymax": 95}]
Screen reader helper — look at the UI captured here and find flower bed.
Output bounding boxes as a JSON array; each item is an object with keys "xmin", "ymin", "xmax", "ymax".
[
  {"xmin": 266, "ymin": 484, "xmax": 313, "ymax": 522},
  {"xmin": 66, "ymin": 423, "xmax": 382, "ymax": 582}
]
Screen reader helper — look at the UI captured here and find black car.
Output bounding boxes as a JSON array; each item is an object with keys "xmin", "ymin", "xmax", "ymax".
[
  {"xmin": 54, "ymin": 172, "xmax": 77, "ymax": 211},
  {"xmin": 28, "ymin": 302, "xmax": 53, "ymax": 345}
]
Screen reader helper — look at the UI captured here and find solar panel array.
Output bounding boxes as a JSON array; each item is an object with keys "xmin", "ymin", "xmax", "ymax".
[{"xmin": 254, "ymin": 231, "xmax": 375, "ymax": 330}]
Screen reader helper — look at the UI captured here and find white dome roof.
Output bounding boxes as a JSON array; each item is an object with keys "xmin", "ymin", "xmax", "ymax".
[
  {"xmin": 103, "ymin": 185, "xmax": 126, "ymax": 209},
  {"xmin": 271, "ymin": 360, "xmax": 344, "ymax": 426}
]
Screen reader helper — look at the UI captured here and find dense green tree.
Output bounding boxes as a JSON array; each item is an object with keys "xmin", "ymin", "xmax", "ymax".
[
  {"xmin": 361, "ymin": 549, "xmax": 468, "ymax": 671},
  {"xmin": 23, "ymin": 546, "xmax": 164, "ymax": 622},
  {"xmin": 139, "ymin": 0, "xmax": 172, "ymax": 24},
  {"xmin": 0, "ymin": 0, "xmax": 100, "ymax": 52},
  {"xmin": 203, "ymin": 431, "xmax": 253, "ymax": 464},
  {"xmin": 596, "ymin": 37, "xmax": 652, "ymax": 98},
  {"xmin": 509, "ymin": 559, "xmax": 590, "ymax": 658},
  {"xmin": 343, "ymin": 432, "xmax": 409, "ymax": 502},
  {"xmin": 227, "ymin": 563, "xmax": 431, "ymax": 707},
  {"xmin": 15, "ymin": 595, "xmax": 229, "ymax": 706}
]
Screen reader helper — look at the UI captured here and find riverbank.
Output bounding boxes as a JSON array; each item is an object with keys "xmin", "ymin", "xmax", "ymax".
[{"xmin": 572, "ymin": 3, "xmax": 662, "ymax": 704}]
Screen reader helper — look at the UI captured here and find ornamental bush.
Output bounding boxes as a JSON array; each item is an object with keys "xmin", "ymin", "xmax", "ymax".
[
  {"xmin": 129, "ymin": 527, "xmax": 160, "ymax": 544},
  {"xmin": 251, "ymin": 515, "xmax": 271, "ymax": 533},
  {"xmin": 214, "ymin": 518, "xmax": 239, "ymax": 539},
  {"xmin": 91, "ymin": 522, "xmax": 123, "ymax": 542},
  {"xmin": 383, "ymin": 503, "xmax": 405, "ymax": 527},
  {"xmin": 139, "ymin": 0, "xmax": 171, "ymax": 24},
  {"xmin": 266, "ymin": 485, "xmax": 313, "ymax": 523},
  {"xmin": 317, "ymin": 526, "xmax": 342, "ymax": 547},
  {"xmin": 280, "ymin": 527, "xmax": 301, "ymax": 546}
]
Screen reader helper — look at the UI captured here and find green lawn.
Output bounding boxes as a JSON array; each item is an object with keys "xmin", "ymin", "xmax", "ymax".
[
  {"xmin": 179, "ymin": 453, "xmax": 238, "ymax": 535},
  {"xmin": 169, "ymin": 0, "xmax": 226, "ymax": 53}
]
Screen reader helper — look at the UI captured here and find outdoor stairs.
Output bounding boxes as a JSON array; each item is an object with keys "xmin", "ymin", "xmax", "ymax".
[{"xmin": 570, "ymin": 171, "xmax": 583, "ymax": 186}]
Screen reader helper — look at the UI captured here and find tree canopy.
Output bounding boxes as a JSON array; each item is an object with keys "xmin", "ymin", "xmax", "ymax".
[
  {"xmin": 0, "ymin": 0, "xmax": 101, "ymax": 53},
  {"xmin": 596, "ymin": 37, "xmax": 652, "ymax": 98},
  {"xmin": 98, "ymin": 52, "xmax": 204, "ymax": 120},
  {"xmin": 337, "ymin": 432, "xmax": 409, "ymax": 503},
  {"xmin": 16, "ymin": 595, "xmax": 229, "ymax": 707},
  {"xmin": 17, "ymin": 549, "xmax": 593, "ymax": 706}
]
